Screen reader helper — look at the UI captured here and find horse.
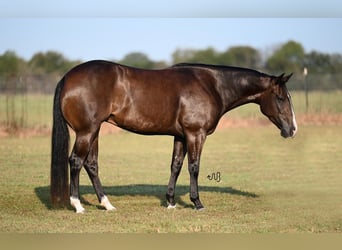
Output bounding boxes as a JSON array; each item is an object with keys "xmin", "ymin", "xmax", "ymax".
[{"xmin": 50, "ymin": 60, "xmax": 297, "ymax": 213}]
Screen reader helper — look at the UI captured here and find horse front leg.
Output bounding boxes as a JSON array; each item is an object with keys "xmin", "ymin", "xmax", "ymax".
[
  {"xmin": 185, "ymin": 131, "xmax": 206, "ymax": 210},
  {"xmin": 166, "ymin": 136, "xmax": 187, "ymax": 208}
]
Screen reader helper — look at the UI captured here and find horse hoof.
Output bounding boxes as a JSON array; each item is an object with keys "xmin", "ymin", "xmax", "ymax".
[
  {"xmin": 76, "ymin": 208, "xmax": 86, "ymax": 214},
  {"xmin": 195, "ymin": 206, "xmax": 205, "ymax": 211},
  {"xmin": 70, "ymin": 197, "xmax": 86, "ymax": 214},
  {"xmin": 105, "ymin": 206, "xmax": 116, "ymax": 211},
  {"xmin": 167, "ymin": 204, "xmax": 176, "ymax": 209}
]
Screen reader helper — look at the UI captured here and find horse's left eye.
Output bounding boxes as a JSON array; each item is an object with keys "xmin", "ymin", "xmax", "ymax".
[{"xmin": 276, "ymin": 95, "xmax": 286, "ymax": 103}]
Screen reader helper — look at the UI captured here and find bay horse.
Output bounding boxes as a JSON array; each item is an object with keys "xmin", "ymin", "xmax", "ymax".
[{"xmin": 50, "ymin": 61, "xmax": 297, "ymax": 213}]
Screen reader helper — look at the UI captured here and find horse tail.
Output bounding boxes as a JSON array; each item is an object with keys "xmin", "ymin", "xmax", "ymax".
[{"xmin": 50, "ymin": 77, "xmax": 69, "ymax": 208}]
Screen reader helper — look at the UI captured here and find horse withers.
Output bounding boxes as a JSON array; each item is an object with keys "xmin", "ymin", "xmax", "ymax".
[{"xmin": 50, "ymin": 61, "xmax": 297, "ymax": 213}]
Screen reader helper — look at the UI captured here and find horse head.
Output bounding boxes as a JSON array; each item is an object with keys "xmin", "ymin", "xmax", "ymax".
[{"xmin": 259, "ymin": 73, "xmax": 297, "ymax": 138}]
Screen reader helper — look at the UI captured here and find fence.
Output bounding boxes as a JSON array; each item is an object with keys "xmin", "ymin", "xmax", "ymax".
[{"xmin": 0, "ymin": 74, "xmax": 58, "ymax": 131}]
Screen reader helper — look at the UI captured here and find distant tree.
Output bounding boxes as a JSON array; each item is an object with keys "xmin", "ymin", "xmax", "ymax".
[
  {"xmin": 172, "ymin": 48, "xmax": 197, "ymax": 64},
  {"xmin": 119, "ymin": 52, "xmax": 154, "ymax": 69},
  {"xmin": 0, "ymin": 50, "xmax": 27, "ymax": 92},
  {"xmin": 219, "ymin": 46, "xmax": 261, "ymax": 68},
  {"xmin": 29, "ymin": 51, "xmax": 79, "ymax": 75},
  {"xmin": 0, "ymin": 50, "xmax": 27, "ymax": 78},
  {"xmin": 1, "ymin": 42, "xmax": 342, "ymax": 93},
  {"xmin": 305, "ymin": 51, "xmax": 342, "ymax": 74},
  {"xmin": 0, "ymin": 51, "xmax": 28, "ymax": 128},
  {"xmin": 266, "ymin": 40, "xmax": 305, "ymax": 74},
  {"xmin": 189, "ymin": 47, "xmax": 219, "ymax": 64},
  {"xmin": 172, "ymin": 46, "xmax": 261, "ymax": 68},
  {"xmin": 304, "ymin": 51, "xmax": 342, "ymax": 90},
  {"xmin": 172, "ymin": 47, "xmax": 219, "ymax": 64}
]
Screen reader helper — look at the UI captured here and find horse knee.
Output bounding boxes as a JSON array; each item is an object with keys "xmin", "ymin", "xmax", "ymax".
[
  {"xmin": 69, "ymin": 153, "xmax": 83, "ymax": 172},
  {"xmin": 84, "ymin": 160, "xmax": 98, "ymax": 177},
  {"xmin": 171, "ymin": 158, "xmax": 183, "ymax": 173},
  {"xmin": 188, "ymin": 162, "xmax": 199, "ymax": 177}
]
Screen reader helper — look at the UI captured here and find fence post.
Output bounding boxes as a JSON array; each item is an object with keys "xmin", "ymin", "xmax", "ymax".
[{"xmin": 303, "ymin": 67, "xmax": 309, "ymax": 113}]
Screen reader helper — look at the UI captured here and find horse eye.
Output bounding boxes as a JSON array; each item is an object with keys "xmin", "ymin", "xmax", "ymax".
[{"xmin": 276, "ymin": 95, "xmax": 285, "ymax": 102}]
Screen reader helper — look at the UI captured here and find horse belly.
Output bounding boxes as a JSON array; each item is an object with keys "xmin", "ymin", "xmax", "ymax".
[{"xmin": 109, "ymin": 97, "xmax": 181, "ymax": 135}]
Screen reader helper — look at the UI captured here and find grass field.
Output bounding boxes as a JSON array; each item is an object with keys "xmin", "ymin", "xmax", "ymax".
[
  {"xmin": 0, "ymin": 91, "xmax": 341, "ymax": 233},
  {"xmin": 1, "ymin": 125, "xmax": 341, "ymax": 233}
]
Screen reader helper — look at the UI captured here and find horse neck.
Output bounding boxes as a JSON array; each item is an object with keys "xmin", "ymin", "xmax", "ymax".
[{"xmin": 216, "ymin": 70, "xmax": 270, "ymax": 114}]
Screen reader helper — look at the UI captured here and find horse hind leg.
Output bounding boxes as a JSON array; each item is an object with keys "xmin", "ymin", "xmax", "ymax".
[
  {"xmin": 84, "ymin": 135, "xmax": 116, "ymax": 211},
  {"xmin": 68, "ymin": 129, "xmax": 99, "ymax": 213},
  {"xmin": 69, "ymin": 137, "xmax": 87, "ymax": 213}
]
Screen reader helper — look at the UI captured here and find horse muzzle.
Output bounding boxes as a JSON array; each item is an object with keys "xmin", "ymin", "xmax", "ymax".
[{"xmin": 281, "ymin": 125, "xmax": 297, "ymax": 138}]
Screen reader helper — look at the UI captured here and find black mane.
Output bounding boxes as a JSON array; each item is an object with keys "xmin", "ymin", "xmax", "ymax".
[{"xmin": 172, "ymin": 62, "xmax": 270, "ymax": 78}]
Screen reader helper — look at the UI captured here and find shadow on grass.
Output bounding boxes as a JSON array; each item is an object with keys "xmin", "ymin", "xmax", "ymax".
[{"xmin": 35, "ymin": 184, "xmax": 258, "ymax": 210}]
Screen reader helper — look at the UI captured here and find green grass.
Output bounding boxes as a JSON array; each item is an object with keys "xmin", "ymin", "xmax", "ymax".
[{"xmin": 1, "ymin": 126, "xmax": 341, "ymax": 232}]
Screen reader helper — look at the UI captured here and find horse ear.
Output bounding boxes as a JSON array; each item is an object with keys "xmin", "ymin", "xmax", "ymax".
[
  {"xmin": 276, "ymin": 73, "xmax": 293, "ymax": 85},
  {"xmin": 277, "ymin": 73, "xmax": 285, "ymax": 79},
  {"xmin": 283, "ymin": 73, "xmax": 293, "ymax": 82}
]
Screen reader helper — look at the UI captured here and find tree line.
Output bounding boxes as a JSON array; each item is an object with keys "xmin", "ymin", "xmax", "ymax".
[{"xmin": 1, "ymin": 40, "xmax": 342, "ymax": 93}]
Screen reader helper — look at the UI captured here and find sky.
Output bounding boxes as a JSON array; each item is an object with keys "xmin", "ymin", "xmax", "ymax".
[
  {"xmin": 1, "ymin": 0, "xmax": 341, "ymax": 17},
  {"xmin": 1, "ymin": 1, "xmax": 342, "ymax": 63}
]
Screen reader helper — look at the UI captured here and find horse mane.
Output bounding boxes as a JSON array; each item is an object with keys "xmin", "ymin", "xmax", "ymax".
[{"xmin": 172, "ymin": 62, "xmax": 271, "ymax": 78}]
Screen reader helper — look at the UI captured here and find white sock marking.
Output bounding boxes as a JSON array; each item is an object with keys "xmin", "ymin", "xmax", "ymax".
[
  {"xmin": 101, "ymin": 196, "xmax": 116, "ymax": 211},
  {"xmin": 292, "ymin": 109, "xmax": 298, "ymax": 136},
  {"xmin": 288, "ymin": 93, "xmax": 298, "ymax": 137},
  {"xmin": 70, "ymin": 197, "xmax": 85, "ymax": 214},
  {"xmin": 167, "ymin": 204, "xmax": 176, "ymax": 209}
]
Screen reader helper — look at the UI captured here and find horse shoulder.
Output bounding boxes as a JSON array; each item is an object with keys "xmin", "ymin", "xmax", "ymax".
[{"xmin": 177, "ymin": 70, "xmax": 224, "ymax": 133}]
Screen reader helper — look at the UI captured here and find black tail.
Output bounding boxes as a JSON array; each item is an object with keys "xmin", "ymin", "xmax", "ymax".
[{"xmin": 50, "ymin": 78, "xmax": 69, "ymax": 208}]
